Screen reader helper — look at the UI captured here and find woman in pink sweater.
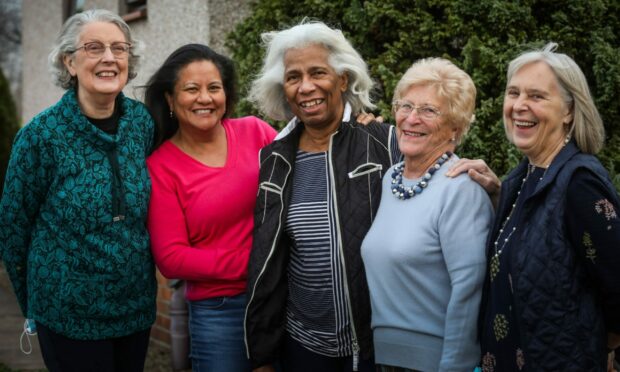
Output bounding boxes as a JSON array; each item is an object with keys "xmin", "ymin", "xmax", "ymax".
[{"xmin": 144, "ymin": 44, "xmax": 277, "ymax": 372}]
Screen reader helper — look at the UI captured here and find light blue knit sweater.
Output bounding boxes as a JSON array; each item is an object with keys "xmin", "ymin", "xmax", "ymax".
[{"xmin": 361, "ymin": 156, "xmax": 493, "ymax": 372}]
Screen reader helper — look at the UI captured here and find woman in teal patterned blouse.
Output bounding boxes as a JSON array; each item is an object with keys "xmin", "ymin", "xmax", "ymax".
[{"xmin": 0, "ymin": 9, "xmax": 156, "ymax": 371}]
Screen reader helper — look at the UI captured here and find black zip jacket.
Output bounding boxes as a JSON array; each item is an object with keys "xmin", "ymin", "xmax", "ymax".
[{"xmin": 244, "ymin": 117, "xmax": 397, "ymax": 369}]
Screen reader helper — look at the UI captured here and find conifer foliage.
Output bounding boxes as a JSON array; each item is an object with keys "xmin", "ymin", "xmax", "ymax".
[{"xmin": 227, "ymin": 0, "xmax": 620, "ymax": 184}]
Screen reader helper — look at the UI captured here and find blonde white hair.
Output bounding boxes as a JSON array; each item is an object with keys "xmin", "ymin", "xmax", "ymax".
[{"xmin": 393, "ymin": 57, "xmax": 476, "ymax": 144}]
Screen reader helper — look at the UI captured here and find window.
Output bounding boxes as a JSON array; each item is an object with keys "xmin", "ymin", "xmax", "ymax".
[
  {"xmin": 120, "ymin": 0, "xmax": 147, "ymax": 22},
  {"xmin": 63, "ymin": 0, "xmax": 85, "ymax": 20}
]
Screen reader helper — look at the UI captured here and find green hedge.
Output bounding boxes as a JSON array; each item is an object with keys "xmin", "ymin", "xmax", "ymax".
[
  {"xmin": 0, "ymin": 68, "xmax": 19, "ymax": 194},
  {"xmin": 227, "ymin": 0, "xmax": 620, "ymax": 188}
]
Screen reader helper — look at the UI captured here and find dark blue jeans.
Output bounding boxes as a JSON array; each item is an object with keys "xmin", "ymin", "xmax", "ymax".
[{"xmin": 188, "ymin": 293, "xmax": 250, "ymax": 372}]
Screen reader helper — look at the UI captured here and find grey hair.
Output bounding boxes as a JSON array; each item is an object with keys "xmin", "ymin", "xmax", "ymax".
[
  {"xmin": 393, "ymin": 57, "xmax": 476, "ymax": 145},
  {"xmin": 506, "ymin": 42, "xmax": 605, "ymax": 154},
  {"xmin": 48, "ymin": 9, "xmax": 142, "ymax": 90},
  {"xmin": 248, "ymin": 20, "xmax": 375, "ymax": 121}
]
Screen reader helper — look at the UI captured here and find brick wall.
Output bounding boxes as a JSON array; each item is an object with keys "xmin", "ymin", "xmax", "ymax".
[{"xmin": 151, "ymin": 270, "xmax": 172, "ymax": 347}]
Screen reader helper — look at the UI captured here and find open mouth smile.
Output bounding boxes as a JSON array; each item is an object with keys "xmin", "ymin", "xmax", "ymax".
[
  {"xmin": 193, "ymin": 108, "xmax": 215, "ymax": 114},
  {"xmin": 96, "ymin": 71, "xmax": 118, "ymax": 78},
  {"xmin": 402, "ymin": 130, "xmax": 426, "ymax": 137},
  {"xmin": 300, "ymin": 99, "xmax": 324, "ymax": 108},
  {"xmin": 513, "ymin": 119, "xmax": 537, "ymax": 128}
]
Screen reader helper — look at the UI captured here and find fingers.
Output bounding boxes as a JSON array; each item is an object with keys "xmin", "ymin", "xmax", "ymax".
[
  {"xmin": 355, "ymin": 113, "xmax": 383, "ymax": 125},
  {"xmin": 445, "ymin": 158, "xmax": 490, "ymax": 178},
  {"xmin": 356, "ymin": 113, "xmax": 375, "ymax": 125},
  {"xmin": 253, "ymin": 366, "xmax": 276, "ymax": 372},
  {"xmin": 607, "ymin": 351, "xmax": 615, "ymax": 372},
  {"xmin": 445, "ymin": 158, "xmax": 501, "ymax": 208}
]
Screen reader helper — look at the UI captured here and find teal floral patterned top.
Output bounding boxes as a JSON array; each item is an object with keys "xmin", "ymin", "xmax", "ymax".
[{"xmin": 0, "ymin": 89, "xmax": 156, "ymax": 339}]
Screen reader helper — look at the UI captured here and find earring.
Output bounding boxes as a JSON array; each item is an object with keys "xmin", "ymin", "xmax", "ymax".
[
  {"xmin": 564, "ymin": 133, "xmax": 571, "ymax": 144},
  {"xmin": 169, "ymin": 111, "xmax": 174, "ymax": 118}
]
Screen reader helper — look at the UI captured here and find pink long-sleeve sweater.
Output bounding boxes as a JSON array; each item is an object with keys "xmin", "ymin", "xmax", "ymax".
[{"xmin": 147, "ymin": 116, "xmax": 276, "ymax": 300}]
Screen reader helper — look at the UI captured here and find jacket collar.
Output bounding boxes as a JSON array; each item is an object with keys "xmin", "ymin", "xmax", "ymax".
[
  {"xmin": 274, "ymin": 102, "xmax": 353, "ymax": 140},
  {"xmin": 269, "ymin": 102, "xmax": 355, "ymax": 163},
  {"xmin": 504, "ymin": 141, "xmax": 581, "ymax": 200}
]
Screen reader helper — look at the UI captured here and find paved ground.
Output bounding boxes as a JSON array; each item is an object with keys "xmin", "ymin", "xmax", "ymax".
[
  {"xmin": 0, "ymin": 264, "xmax": 180, "ymax": 372},
  {"xmin": 0, "ymin": 266, "xmax": 45, "ymax": 371}
]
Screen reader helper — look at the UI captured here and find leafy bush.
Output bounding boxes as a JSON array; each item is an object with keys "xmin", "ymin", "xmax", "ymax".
[
  {"xmin": 227, "ymin": 0, "xmax": 620, "ymax": 186},
  {"xmin": 0, "ymin": 68, "xmax": 19, "ymax": 194}
]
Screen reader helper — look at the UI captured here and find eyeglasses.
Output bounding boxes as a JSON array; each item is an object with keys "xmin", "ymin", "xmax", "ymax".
[
  {"xmin": 72, "ymin": 41, "xmax": 132, "ymax": 58},
  {"xmin": 392, "ymin": 100, "xmax": 441, "ymax": 120}
]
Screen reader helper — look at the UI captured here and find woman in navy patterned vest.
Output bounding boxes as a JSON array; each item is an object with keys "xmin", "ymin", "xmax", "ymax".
[{"xmin": 478, "ymin": 43, "xmax": 620, "ymax": 372}]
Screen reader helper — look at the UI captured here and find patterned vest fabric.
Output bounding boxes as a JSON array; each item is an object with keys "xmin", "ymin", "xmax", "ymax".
[
  {"xmin": 0, "ymin": 89, "xmax": 157, "ymax": 339},
  {"xmin": 481, "ymin": 142, "xmax": 613, "ymax": 371}
]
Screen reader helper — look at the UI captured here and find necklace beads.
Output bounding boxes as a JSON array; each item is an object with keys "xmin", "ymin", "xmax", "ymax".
[{"xmin": 391, "ymin": 152, "xmax": 452, "ymax": 200}]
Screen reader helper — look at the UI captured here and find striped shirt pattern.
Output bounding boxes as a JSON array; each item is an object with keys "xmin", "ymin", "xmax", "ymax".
[{"xmin": 285, "ymin": 151, "xmax": 353, "ymax": 357}]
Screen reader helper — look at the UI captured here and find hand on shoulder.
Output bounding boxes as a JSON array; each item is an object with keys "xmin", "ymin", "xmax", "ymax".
[
  {"xmin": 356, "ymin": 112, "xmax": 384, "ymax": 125},
  {"xmin": 445, "ymin": 158, "xmax": 501, "ymax": 208}
]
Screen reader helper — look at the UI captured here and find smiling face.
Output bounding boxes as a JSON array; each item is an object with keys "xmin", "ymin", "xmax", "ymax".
[
  {"xmin": 63, "ymin": 21, "xmax": 129, "ymax": 100},
  {"xmin": 503, "ymin": 61, "xmax": 573, "ymax": 166},
  {"xmin": 396, "ymin": 84, "xmax": 456, "ymax": 167},
  {"xmin": 166, "ymin": 60, "xmax": 226, "ymax": 135},
  {"xmin": 283, "ymin": 44, "xmax": 348, "ymax": 132}
]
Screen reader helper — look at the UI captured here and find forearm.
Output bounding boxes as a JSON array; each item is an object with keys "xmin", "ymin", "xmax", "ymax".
[
  {"xmin": 609, "ymin": 332, "xmax": 620, "ymax": 350},
  {"xmin": 152, "ymin": 242, "xmax": 249, "ymax": 281}
]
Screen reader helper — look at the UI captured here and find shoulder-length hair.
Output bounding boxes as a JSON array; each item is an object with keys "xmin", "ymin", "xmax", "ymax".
[
  {"xmin": 48, "ymin": 9, "xmax": 141, "ymax": 90},
  {"xmin": 249, "ymin": 20, "xmax": 375, "ymax": 121},
  {"xmin": 506, "ymin": 42, "xmax": 605, "ymax": 154},
  {"xmin": 144, "ymin": 43, "xmax": 238, "ymax": 149}
]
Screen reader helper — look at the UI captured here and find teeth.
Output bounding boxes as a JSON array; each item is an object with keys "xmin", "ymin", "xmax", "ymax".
[
  {"xmin": 403, "ymin": 130, "xmax": 424, "ymax": 137},
  {"xmin": 194, "ymin": 109, "xmax": 213, "ymax": 114},
  {"xmin": 300, "ymin": 99, "xmax": 323, "ymax": 108},
  {"xmin": 97, "ymin": 72, "xmax": 116, "ymax": 77},
  {"xmin": 513, "ymin": 120, "xmax": 536, "ymax": 127}
]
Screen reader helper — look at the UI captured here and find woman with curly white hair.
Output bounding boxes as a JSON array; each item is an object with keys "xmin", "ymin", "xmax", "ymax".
[{"xmin": 244, "ymin": 20, "xmax": 400, "ymax": 372}]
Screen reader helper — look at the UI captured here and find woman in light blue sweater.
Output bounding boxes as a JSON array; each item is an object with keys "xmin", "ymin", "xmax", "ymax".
[{"xmin": 361, "ymin": 58, "xmax": 493, "ymax": 372}]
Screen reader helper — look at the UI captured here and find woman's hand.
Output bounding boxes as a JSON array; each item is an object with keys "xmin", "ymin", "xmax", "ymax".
[
  {"xmin": 253, "ymin": 365, "xmax": 276, "ymax": 372},
  {"xmin": 445, "ymin": 158, "xmax": 501, "ymax": 209},
  {"xmin": 608, "ymin": 332, "xmax": 620, "ymax": 372},
  {"xmin": 356, "ymin": 112, "xmax": 384, "ymax": 125},
  {"xmin": 607, "ymin": 350, "xmax": 617, "ymax": 372}
]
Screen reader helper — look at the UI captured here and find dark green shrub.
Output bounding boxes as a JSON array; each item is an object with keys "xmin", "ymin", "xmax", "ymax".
[
  {"xmin": 0, "ymin": 68, "xmax": 19, "ymax": 194},
  {"xmin": 227, "ymin": 0, "xmax": 620, "ymax": 187}
]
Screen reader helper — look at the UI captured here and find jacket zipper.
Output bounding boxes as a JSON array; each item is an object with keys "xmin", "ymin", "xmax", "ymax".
[
  {"xmin": 327, "ymin": 130, "xmax": 360, "ymax": 371},
  {"xmin": 243, "ymin": 153, "xmax": 292, "ymax": 358}
]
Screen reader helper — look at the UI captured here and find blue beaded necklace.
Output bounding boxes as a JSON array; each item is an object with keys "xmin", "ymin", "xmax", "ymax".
[{"xmin": 391, "ymin": 152, "xmax": 453, "ymax": 200}]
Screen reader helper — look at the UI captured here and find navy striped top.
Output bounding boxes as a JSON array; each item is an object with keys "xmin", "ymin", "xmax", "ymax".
[{"xmin": 285, "ymin": 151, "xmax": 353, "ymax": 357}]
